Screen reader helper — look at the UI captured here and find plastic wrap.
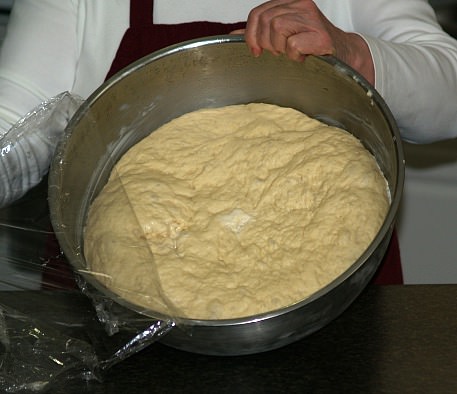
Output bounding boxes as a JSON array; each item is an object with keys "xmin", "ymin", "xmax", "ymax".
[
  {"xmin": 0, "ymin": 92, "xmax": 84, "ymax": 209},
  {"xmin": 0, "ymin": 93, "xmax": 176, "ymax": 393},
  {"xmin": 0, "ymin": 183, "xmax": 175, "ymax": 393}
]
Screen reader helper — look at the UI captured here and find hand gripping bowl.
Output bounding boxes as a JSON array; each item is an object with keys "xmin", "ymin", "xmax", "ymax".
[{"xmin": 48, "ymin": 36, "xmax": 404, "ymax": 356}]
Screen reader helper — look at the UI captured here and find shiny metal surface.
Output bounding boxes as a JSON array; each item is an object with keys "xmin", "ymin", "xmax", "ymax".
[{"xmin": 48, "ymin": 36, "xmax": 404, "ymax": 355}]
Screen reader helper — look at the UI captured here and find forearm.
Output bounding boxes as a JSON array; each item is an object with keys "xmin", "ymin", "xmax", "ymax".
[
  {"xmin": 0, "ymin": 78, "xmax": 49, "ymax": 138},
  {"xmin": 0, "ymin": 0, "xmax": 79, "ymax": 136},
  {"xmin": 348, "ymin": 0, "xmax": 457, "ymax": 143},
  {"xmin": 0, "ymin": 93, "xmax": 82, "ymax": 208},
  {"xmin": 0, "ymin": 132, "xmax": 51, "ymax": 207},
  {"xmin": 330, "ymin": 30, "xmax": 375, "ymax": 85},
  {"xmin": 366, "ymin": 36, "xmax": 457, "ymax": 143}
]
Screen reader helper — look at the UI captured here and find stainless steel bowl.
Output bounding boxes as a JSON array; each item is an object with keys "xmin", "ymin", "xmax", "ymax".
[{"xmin": 49, "ymin": 35, "xmax": 404, "ymax": 356}]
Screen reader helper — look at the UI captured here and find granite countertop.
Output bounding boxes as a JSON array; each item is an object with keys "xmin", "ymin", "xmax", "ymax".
[{"xmin": 1, "ymin": 284, "xmax": 456, "ymax": 393}]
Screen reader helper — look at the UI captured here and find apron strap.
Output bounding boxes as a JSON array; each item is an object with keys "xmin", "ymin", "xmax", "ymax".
[{"xmin": 130, "ymin": 0, "xmax": 154, "ymax": 27}]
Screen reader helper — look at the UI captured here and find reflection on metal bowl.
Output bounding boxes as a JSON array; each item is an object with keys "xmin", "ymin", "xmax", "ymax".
[{"xmin": 48, "ymin": 35, "xmax": 404, "ymax": 356}]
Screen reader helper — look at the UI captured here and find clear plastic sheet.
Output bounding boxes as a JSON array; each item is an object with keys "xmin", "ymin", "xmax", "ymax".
[
  {"xmin": 0, "ymin": 181, "xmax": 175, "ymax": 393},
  {"xmin": 0, "ymin": 92, "xmax": 84, "ymax": 209},
  {"xmin": 0, "ymin": 93, "xmax": 176, "ymax": 392}
]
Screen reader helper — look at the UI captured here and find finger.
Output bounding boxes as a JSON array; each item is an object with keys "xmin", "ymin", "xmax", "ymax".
[
  {"xmin": 245, "ymin": 1, "xmax": 291, "ymax": 56},
  {"xmin": 268, "ymin": 13, "xmax": 303, "ymax": 55},
  {"xmin": 244, "ymin": 5, "xmax": 265, "ymax": 56},
  {"xmin": 245, "ymin": 1, "xmax": 299, "ymax": 57},
  {"xmin": 284, "ymin": 31, "xmax": 335, "ymax": 61}
]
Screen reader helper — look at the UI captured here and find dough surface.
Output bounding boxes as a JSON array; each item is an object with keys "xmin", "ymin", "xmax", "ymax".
[{"xmin": 84, "ymin": 103, "xmax": 389, "ymax": 319}]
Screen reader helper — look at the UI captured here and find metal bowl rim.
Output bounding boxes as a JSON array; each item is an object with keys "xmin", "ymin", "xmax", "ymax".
[{"xmin": 49, "ymin": 34, "xmax": 405, "ymax": 327}]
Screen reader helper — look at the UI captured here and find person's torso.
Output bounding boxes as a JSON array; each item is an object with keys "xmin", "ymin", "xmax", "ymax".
[
  {"xmin": 106, "ymin": 0, "xmax": 249, "ymax": 78},
  {"xmin": 72, "ymin": 0, "xmax": 354, "ymax": 96}
]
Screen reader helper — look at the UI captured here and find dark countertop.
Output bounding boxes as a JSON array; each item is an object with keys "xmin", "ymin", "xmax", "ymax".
[
  {"xmin": 1, "ymin": 284, "xmax": 456, "ymax": 394},
  {"xmin": 1, "ymin": 185, "xmax": 457, "ymax": 393}
]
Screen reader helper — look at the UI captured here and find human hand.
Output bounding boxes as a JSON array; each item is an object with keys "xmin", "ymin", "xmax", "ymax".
[{"xmin": 234, "ymin": 0, "xmax": 374, "ymax": 84}]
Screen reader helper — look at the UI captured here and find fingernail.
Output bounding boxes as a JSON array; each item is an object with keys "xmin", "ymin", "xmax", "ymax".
[{"xmin": 251, "ymin": 47, "xmax": 262, "ymax": 57}]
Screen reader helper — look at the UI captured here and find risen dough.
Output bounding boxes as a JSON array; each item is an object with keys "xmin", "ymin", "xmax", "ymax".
[{"xmin": 84, "ymin": 103, "xmax": 389, "ymax": 319}]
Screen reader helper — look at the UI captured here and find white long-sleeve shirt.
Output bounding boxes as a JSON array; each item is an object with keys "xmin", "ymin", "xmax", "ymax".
[
  {"xmin": 1, "ymin": 0, "xmax": 457, "ymax": 142},
  {"xmin": 1, "ymin": 0, "xmax": 457, "ymax": 207}
]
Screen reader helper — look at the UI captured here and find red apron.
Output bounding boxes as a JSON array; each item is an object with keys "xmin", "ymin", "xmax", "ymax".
[
  {"xmin": 43, "ymin": 0, "xmax": 403, "ymax": 288},
  {"xmin": 106, "ymin": 0, "xmax": 246, "ymax": 79}
]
